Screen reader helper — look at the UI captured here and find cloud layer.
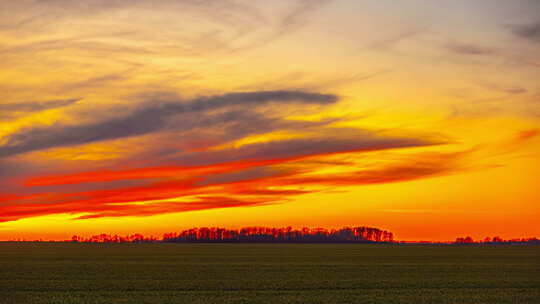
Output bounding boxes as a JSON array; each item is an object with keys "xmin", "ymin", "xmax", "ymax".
[{"xmin": 0, "ymin": 86, "xmax": 450, "ymax": 222}]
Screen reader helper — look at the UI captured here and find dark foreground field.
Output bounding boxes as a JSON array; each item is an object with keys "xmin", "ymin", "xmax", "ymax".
[{"xmin": 1, "ymin": 243, "xmax": 538, "ymax": 304}]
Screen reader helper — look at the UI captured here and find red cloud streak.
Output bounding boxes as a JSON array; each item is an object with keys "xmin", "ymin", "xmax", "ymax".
[{"xmin": 0, "ymin": 150, "xmax": 462, "ymax": 222}]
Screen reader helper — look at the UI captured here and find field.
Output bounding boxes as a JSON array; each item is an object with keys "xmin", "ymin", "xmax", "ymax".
[{"xmin": 1, "ymin": 243, "xmax": 539, "ymax": 304}]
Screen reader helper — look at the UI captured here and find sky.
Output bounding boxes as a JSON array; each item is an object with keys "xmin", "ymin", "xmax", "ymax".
[{"xmin": 0, "ymin": 0, "xmax": 539, "ymax": 241}]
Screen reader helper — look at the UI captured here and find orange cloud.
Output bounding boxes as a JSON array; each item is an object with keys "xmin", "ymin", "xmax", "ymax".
[{"xmin": 1, "ymin": 149, "xmax": 464, "ymax": 222}]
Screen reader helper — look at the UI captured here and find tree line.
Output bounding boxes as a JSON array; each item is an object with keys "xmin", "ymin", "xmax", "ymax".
[
  {"xmin": 70, "ymin": 226, "xmax": 394, "ymax": 243},
  {"xmin": 454, "ymin": 236, "xmax": 540, "ymax": 244}
]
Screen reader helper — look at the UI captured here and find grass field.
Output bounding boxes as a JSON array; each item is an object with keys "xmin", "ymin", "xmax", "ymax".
[{"xmin": 1, "ymin": 243, "xmax": 538, "ymax": 304}]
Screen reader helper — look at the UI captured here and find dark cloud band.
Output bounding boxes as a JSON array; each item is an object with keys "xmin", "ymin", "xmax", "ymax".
[
  {"xmin": 0, "ymin": 98, "xmax": 80, "ymax": 112},
  {"xmin": 0, "ymin": 90, "xmax": 338, "ymax": 158}
]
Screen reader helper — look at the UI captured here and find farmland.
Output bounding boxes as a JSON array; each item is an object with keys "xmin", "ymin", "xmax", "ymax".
[{"xmin": 1, "ymin": 243, "xmax": 539, "ymax": 304}]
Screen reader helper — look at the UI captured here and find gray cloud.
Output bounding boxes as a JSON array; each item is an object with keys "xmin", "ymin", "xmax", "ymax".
[
  {"xmin": 479, "ymin": 83, "xmax": 527, "ymax": 95},
  {"xmin": 162, "ymin": 109, "xmax": 340, "ymax": 152},
  {"xmin": 155, "ymin": 131, "xmax": 436, "ymax": 167},
  {"xmin": 445, "ymin": 43, "xmax": 495, "ymax": 55},
  {"xmin": 0, "ymin": 98, "xmax": 80, "ymax": 112},
  {"xmin": 509, "ymin": 21, "xmax": 540, "ymax": 43},
  {"xmin": 0, "ymin": 90, "xmax": 338, "ymax": 158}
]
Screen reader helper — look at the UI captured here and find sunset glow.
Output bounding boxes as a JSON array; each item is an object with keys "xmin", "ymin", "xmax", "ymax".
[{"xmin": 1, "ymin": 0, "xmax": 539, "ymax": 241}]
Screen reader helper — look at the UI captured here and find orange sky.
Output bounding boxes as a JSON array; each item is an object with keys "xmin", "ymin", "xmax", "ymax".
[{"xmin": 1, "ymin": 0, "xmax": 539, "ymax": 241}]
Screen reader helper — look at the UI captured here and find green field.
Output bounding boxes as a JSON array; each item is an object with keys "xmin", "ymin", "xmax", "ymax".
[{"xmin": 1, "ymin": 243, "xmax": 538, "ymax": 304}]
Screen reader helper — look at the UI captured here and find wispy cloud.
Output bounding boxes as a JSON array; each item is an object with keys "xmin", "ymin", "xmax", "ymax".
[
  {"xmin": 0, "ymin": 98, "xmax": 80, "ymax": 116},
  {"xmin": 445, "ymin": 42, "xmax": 495, "ymax": 56}
]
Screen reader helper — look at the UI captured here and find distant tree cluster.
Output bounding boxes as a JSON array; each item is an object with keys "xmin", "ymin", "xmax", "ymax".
[
  {"xmin": 70, "ymin": 226, "xmax": 394, "ymax": 243},
  {"xmin": 162, "ymin": 226, "xmax": 394, "ymax": 243},
  {"xmin": 70, "ymin": 234, "xmax": 157, "ymax": 243},
  {"xmin": 15, "ymin": 230, "xmax": 540, "ymax": 244},
  {"xmin": 454, "ymin": 236, "xmax": 540, "ymax": 244}
]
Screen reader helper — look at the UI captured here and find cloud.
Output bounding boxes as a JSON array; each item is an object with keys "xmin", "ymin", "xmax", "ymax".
[
  {"xmin": 274, "ymin": 159, "xmax": 457, "ymax": 187},
  {"xmin": 72, "ymin": 196, "xmax": 271, "ymax": 220},
  {"xmin": 473, "ymin": 82, "xmax": 528, "ymax": 96},
  {"xmin": 498, "ymin": 128, "xmax": 540, "ymax": 154},
  {"xmin": 254, "ymin": 0, "xmax": 333, "ymax": 47},
  {"xmin": 445, "ymin": 43, "xmax": 495, "ymax": 55},
  {"xmin": 0, "ymin": 90, "xmax": 338, "ymax": 158},
  {"xmin": 0, "ymin": 0, "xmax": 329, "ymax": 58},
  {"xmin": 367, "ymin": 28, "xmax": 426, "ymax": 51},
  {"xmin": 0, "ymin": 194, "xmax": 272, "ymax": 222},
  {"xmin": 509, "ymin": 21, "xmax": 540, "ymax": 43},
  {"xmin": 23, "ymin": 132, "xmax": 435, "ymax": 187},
  {"xmin": 0, "ymin": 148, "xmax": 460, "ymax": 222},
  {"xmin": 164, "ymin": 133, "xmax": 432, "ymax": 167},
  {"xmin": 0, "ymin": 98, "xmax": 80, "ymax": 117},
  {"xmin": 516, "ymin": 129, "xmax": 539, "ymax": 142}
]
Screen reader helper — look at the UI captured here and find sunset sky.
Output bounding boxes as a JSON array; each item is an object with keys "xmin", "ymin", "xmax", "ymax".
[{"xmin": 1, "ymin": 0, "xmax": 539, "ymax": 241}]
